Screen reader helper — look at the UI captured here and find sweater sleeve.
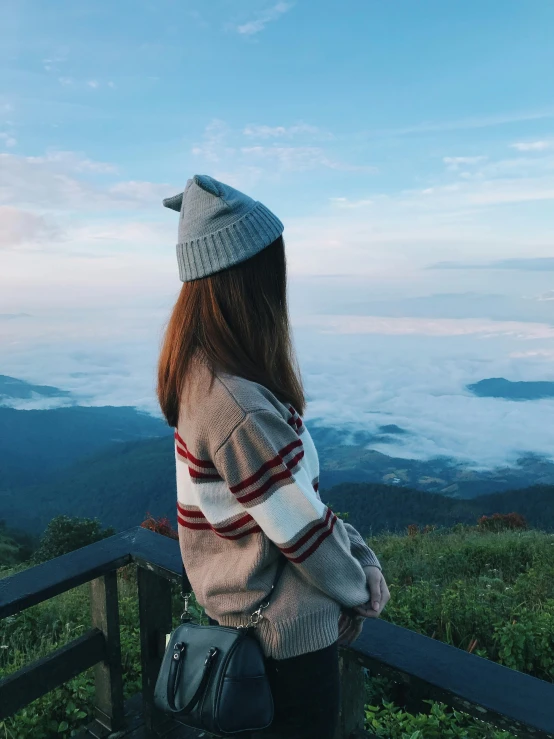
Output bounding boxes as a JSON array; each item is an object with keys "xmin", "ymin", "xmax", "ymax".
[
  {"xmin": 311, "ymin": 477, "xmax": 382, "ymax": 571},
  {"xmin": 212, "ymin": 409, "xmax": 372, "ymax": 610},
  {"xmin": 342, "ymin": 522, "xmax": 382, "ymax": 570}
]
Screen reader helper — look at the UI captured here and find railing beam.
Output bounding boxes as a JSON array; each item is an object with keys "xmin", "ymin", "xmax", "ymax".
[
  {"xmin": 349, "ymin": 619, "xmax": 554, "ymax": 739},
  {"xmin": 0, "ymin": 629, "xmax": 106, "ymax": 719},
  {"xmin": 90, "ymin": 571, "xmax": 125, "ymax": 734},
  {"xmin": 334, "ymin": 650, "xmax": 367, "ymax": 739},
  {"xmin": 137, "ymin": 564, "xmax": 174, "ymax": 738}
]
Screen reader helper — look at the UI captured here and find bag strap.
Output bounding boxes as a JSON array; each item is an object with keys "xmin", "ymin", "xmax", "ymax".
[
  {"xmin": 181, "ymin": 555, "xmax": 287, "ymax": 627},
  {"xmin": 166, "ymin": 643, "xmax": 219, "ymax": 713}
]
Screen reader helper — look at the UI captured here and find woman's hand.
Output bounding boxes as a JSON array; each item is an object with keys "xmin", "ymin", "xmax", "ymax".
[
  {"xmin": 338, "ymin": 610, "xmax": 364, "ymax": 646},
  {"xmin": 354, "ymin": 565, "xmax": 390, "ymax": 619}
]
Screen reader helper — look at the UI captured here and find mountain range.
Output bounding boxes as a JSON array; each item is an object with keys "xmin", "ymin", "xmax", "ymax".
[{"xmin": 1, "ymin": 375, "xmax": 553, "ymax": 535}]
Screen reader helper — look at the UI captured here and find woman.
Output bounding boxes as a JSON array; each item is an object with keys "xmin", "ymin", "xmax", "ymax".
[{"xmin": 157, "ymin": 174, "xmax": 390, "ymax": 739}]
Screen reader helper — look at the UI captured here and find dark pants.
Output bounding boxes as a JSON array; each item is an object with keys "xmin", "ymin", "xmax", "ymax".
[{"xmin": 208, "ymin": 618, "xmax": 341, "ymax": 739}]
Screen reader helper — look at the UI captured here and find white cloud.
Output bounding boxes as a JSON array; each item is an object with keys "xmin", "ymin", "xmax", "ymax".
[
  {"xmin": 295, "ymin": 314, "xmax": 554, "ymax": 340},
  {"xmin": 296, "ymin": 328, "xmax": 554, "ymax": 469},
  {"xmin": 243, "ymin": 123, "xmax": 333, "ymax": 140},
  {"xmin": 510, "ymin": 350, "xmax": 554, "ymax": 358},
  {"xmin": 59, "ymin": 77, "xmax": 73, "ymax": 86},
  {"xmin": 236, "ymin": 2, "xmax": 293, "ymax": 35},
  {"xmin": 329, "ymin": 197, "xmax": 373, "ymax": 209},
  {"xmin": 191, "ymin": 119, "xmax": 235, "ymax": 163},
  {"xmin": 411, "ymin": 173, "xmax": 554, "ymax": 208},
  {"xmin": 443, "ymin": 156, "xmax": 487, "ymax": 171},
  {"xmin": 362, "ymin": 108, "xmax": 554, "ymax": 138},
  {"xmin": 107, "ymin": 180, "xmax": 171, "ymax": 203},
  {"xmin": 4, "ymin": 303, "xmax": 554, "ymax": 469},
  {"xmin": 192, "ymin": 119, "xmax": 369, "ymax": 174},
  {"xmin": 25, "ymin": 150, "xmax": 117, "ymax": 173},
  {"xmin": 240, "ymin": 145, "xmax": 374, "ymax": 172},
  {"xmin": 0, "ymin": 151, "xmax": 175, "ymax": 218},
  {"xmin": 0, "ymin": 132, "xmax": 16, "ymax": 147},
  {"xmin": 510, "ymin": 141, "xmax": 551, "ymax": 151},
  {"xmin": 42, "ymin": 56, "xmax": 65, "ymax": 72},
  {"xmin": 0, "ymin": 206, "xmax": 60, "ymax": 249},
  {"xmin": 88, "ymin": 80, "xmax": 99, "ymax": 88}
]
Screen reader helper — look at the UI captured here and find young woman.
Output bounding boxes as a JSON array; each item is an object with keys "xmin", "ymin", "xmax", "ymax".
[{"xmin": 157, "ymin": 175, "xmax": 390, "ymax": 739}]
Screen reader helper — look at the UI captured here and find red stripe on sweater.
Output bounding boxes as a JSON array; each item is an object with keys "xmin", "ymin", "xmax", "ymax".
[
  {"xmin": 177, "ymin": 503, "xmax": 255, "ymax": 534},
  {"xmin": 287, "ymin": 406, "xmax": 303, "ymax": 430},
  {"xmin": 217, "ymin": 524, "xmax": 262, "ymax": 540},
  {"xmin": 237, "ymin": 467, "xmax": 291, "ymax": 503},
  {"xmin": 188, "ymin": 468, "xmax": 223, "ymax": 481},
  {"xmin": 177, "ymin": 514, "xmax": 211, "ymax": 530},
  {"xmin": 177, "ymin": 514, "xmax": 261, "ymax": 540},
  {"xmin": 176, "ymin": 443, "xmax": 188, "ymax": 460},
  {"xmin": 177, "ymin": 502, "xmax": 205, "ymax": 518},
  {"xmin": 174, "ymin": 431, "xmax": 216, "ymax": 469},
  {"xmin": 278, "ymin": 508, "xmax": 333, "ymax": 555},
  {"xmin": 229, "ymin": 439, "xmax": 302, "ymax": 494},
  {"xmin": 215, "ymin": 513, "xmax": 255, "ymax": 533},
  {"xmin": 235, "ymin": 450, "xmax": 304, "ymax": 504},
  {"xmin": 286, "ymin": 514, "xmax": 337, "ymax": 563}
]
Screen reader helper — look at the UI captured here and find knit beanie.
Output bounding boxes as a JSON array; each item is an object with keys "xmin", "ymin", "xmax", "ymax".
[{"xmin": 163, "ymin": 174, "xmax": 284, "ymax": 282}]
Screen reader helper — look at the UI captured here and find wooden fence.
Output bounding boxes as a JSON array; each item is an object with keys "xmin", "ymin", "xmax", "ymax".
[{"xmin": 1, "ymin": 527, "xmax": 553, "ymax": 738}]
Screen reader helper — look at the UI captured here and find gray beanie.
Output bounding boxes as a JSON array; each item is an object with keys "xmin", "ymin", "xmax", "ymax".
[{"xmin": 163, "ymin": 174, "xmax": 284, "ymax": 282}]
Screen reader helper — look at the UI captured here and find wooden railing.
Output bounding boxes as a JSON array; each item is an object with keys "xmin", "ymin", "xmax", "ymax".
[{"xmin": 1, "ymin": 527, "xmax": 553, "ymax": 738}]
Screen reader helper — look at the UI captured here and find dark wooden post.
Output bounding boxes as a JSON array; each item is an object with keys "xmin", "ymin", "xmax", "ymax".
[
  {"xmin": 137, "ymin": 565, "xmax": 173, "ymax": 738},
  {"xmin": 334, "ymin": 649, "xmax": 368, "ymax": 739},
  {"xmin": 89, "ymin": 571, "xmax": 125, "ymax": 735}
]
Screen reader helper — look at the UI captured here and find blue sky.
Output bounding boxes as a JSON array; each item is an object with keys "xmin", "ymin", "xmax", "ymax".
[{"xmin": 2, "ymin": 0, "xmax": 554, "ymax": 468}]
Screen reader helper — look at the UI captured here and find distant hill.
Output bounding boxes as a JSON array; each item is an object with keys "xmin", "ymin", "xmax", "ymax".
[
  {"xmin": 308, "ymin": 422, "xmax": 554, "ymax": 497},
  {"xmin": 0, "ymin": 435, "xmax": 176, "ymax": 534},
  {"xmin": 0, "ymin": 404, "xmax": 171, "ymax": 489},
  {"xmin": 4, "ymin": 444, "xmax": 552, "ymax": 538},
  {"xmin": 0, "ymin": 374, "xmax": 72, "ymax": 403},
  {"xmin": 2, "ymin": 404, "xmax": 554, "ymax": 534},
  {"xmin": 321, "ymin": 482, "xmax": 554, "ymax": 536},
  {"xmin": 467, "ymin": 377, "xmax": 554, "ymax": 400}
]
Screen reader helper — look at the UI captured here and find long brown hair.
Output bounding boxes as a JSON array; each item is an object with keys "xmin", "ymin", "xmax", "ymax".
[{"xmin": 157, "ymin": 235, "xmax": 306, "ymax": 428}]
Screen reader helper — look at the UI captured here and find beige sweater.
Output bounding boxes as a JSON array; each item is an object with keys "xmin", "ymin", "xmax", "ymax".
[{"xmin": 175, "ymin": 353, "xmax": 381, "ymax": 659}]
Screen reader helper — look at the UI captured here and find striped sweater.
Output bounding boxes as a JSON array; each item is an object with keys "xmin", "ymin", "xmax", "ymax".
[{"xmin": 175, "ymin": 352, "xmax": 381, "ymax": 659}]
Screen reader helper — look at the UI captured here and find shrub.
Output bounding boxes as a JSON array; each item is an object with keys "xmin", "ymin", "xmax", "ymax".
[
  {"xmin": 477, "ymin": 513, "xmax": 528, "ymax": 533},
  {"xmin": 140, "ymin": 513, "xmax": 178, "ymax": 540},
  {"xmin": 32, "ymin": 516, "xmax": 115, "ymax": 564}
]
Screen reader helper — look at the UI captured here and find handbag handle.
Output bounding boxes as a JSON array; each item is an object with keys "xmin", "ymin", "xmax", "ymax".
[
  {"xmin": 181, "ymin": 555, "xmax": 287, "ymax": 626},
  {"xmin": 167, "ymin": 642, "xmax": 219, "ymax": 713}
]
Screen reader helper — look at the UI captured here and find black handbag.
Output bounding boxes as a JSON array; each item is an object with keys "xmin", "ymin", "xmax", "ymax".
[{"xmin": 153, "ymin": 557, "xmax": 287, "ymax": 735}]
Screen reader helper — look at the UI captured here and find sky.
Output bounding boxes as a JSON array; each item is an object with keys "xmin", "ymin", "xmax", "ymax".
[{"xmin": 1, "ymin": 0, "xmax": 554, "ymax": 469}]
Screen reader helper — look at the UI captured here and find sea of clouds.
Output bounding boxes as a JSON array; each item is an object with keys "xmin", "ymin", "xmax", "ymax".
[{"xmin": 2, "ymin": 271, "xmax": 553, "ymax": 470}]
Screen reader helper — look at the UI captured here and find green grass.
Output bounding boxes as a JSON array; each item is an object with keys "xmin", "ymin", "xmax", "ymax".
[
  {"xmin": 1, "ymin": 525, "xmax": 553, "ymax": 738},
  {"xmin": 374, "ymin": 525, "xmax": 554, "ymax": 678}
]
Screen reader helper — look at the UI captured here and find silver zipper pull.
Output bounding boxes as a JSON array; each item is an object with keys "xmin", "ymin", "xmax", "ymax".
[{"xmin": 173, "ymin": 642, "xmax": 185, "ymax": 660}]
